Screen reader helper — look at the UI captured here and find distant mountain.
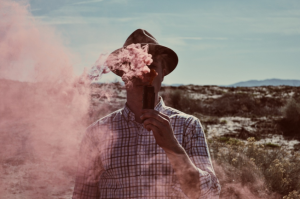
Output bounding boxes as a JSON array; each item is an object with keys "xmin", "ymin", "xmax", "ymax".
[
  {"xmin": 162, "ymin": 83, "xmax": 184, "ymax": 87},
  {"xmin": 227, "ymin": 79, "xmax": 300, "ymax": 87}
]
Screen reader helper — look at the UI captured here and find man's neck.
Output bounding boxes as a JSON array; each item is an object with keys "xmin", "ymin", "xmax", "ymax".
[{"xmin": 126, "ymin": 86, "xmax": 159, "ymax": 123}]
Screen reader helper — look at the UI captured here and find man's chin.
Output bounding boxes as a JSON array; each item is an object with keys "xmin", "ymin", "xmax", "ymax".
[
  {"xmin": 131, "ymin": 81, "xmax": 148, "ymax": 87},
  {"xmin": 132, "ymin": 84, "xmax": 145, "ymax": 87},
  {"xmin": 126, "ymin": 83, "xmax": 145, "ymax": 90}
]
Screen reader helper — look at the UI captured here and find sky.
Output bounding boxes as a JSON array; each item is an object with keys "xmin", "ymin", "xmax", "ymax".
[{"xmin": 27, "ymin": 0, "xmax": 300, "ymax": 85}]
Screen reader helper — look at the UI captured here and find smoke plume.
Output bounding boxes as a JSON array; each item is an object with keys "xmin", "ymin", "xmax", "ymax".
[
  {"xmin": 0, "ymin": 0, "xmax": 101, "ymax": 198},
  {"xmin": 105, "ymin": 43, "xmax": 153, "ymax": 87},
  {"xmin": 1, "ymin": 1, "xmax": 285, "ymax": 199}
]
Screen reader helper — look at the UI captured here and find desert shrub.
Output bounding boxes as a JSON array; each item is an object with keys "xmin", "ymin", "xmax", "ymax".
[
  {"xmin": 283, "ymin": 191, "xmax": 300, "ymax": 199},
  {"xmin": 201, "ymin": 92, "xmax": 282, "ymax": 116},
  {"xmin": 209, "ymin": 137, "xmax": 300, "ymax": 197},
  {"xmin": 202, "ymin": 117, "xmax": 219, "ymax": 125},
  {"xmin": 88, "ymin": 102, "xmax": 122, "ymax": 124},
  {"xmin": 220, "ymin": 119, "xmax": 227, "ymax": 124},
  {"xmin": 210, "ymin": 93, "xmax": 256, "ymax": 116},
  {"xmin": 193, "ymin": 113, "xmax": 220, "ymax": 125},
  {"xmin": 160, "ymin": 89, "xmax": 202, "ymax": 114},
  {"xmin": 278, "ymin": 98, "xmax": 300, "ymax": 138},
  {"xmin": 234, "ymin": 86, "xmax": 252, "ymax": 92},
  {"xmin": 265, "ymin": 143, "xmax": 280, "ymax": 148},
  {"xmin": 226, "ymin": 137, "xmax": 242, "ymax": 145},
  {"xmin": 160, "ymin": 86, "xmax": 285, "ymax": 117},
  {"xmin": 218, "ymin": 137, "xmax": 230, "ymax": 143}
]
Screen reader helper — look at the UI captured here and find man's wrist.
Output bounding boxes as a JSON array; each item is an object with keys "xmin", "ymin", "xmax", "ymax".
[{"xmin": 163, "ymin": 143, "xmax": 185, "ymax": 156}]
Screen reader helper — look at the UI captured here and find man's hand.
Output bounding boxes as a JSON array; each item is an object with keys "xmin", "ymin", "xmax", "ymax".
[
  {"xmin": 141, "ymin": 110, "xmax": 201, "ymax": 198},
  {"xmin": 140, "ymin": 109, "xmax": 183, "ymax": 154}
]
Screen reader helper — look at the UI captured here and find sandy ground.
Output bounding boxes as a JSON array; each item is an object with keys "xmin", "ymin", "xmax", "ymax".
[
  {"xmin": 205, "ymin": 116, "xmax": 300, "ymax": 151},
  {"xmin": 1, "ymin": 84, "xmax": 299, "ymax": 198}
]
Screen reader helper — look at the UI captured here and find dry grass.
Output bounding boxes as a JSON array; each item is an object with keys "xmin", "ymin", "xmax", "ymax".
[
  {"xmin": 89, "ymin": 84, "xmax": 300, "ymax": 198},
  {"xmin": 159, "ymin": 87, "xmax": 289, "ymax": 117},
  {"xmin": 209, "ymin": 137, "xmax": 300, "ymax": 198},
  {"xmin": 278, "ymin": 97, "xmax": 300, "ymax": 138},
  {"xmin": 160, "ymin": 89, "xmax": 202, "ymax": 114}
]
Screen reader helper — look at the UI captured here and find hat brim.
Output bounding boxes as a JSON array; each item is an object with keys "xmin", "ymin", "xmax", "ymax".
[{"xmin": 106, "ymin": 43, "xmax": 178, "ymax": 77}]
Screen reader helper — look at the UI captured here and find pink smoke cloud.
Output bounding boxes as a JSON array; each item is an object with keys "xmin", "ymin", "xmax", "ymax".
[
  {"xmin": 1, "ymin": 1, "xmax": 284, "ymax": 198},
  {"xmin": 0, "ymin": 0, "xmax": 108, "ymax": 198},
  {"xmin": 105, "ymin": 43, "xmax": 153, "ymax": 86}
]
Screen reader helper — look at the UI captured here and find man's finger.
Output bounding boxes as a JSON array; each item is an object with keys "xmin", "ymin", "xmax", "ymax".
[
  {"xmin": 141, "ymin": 109, "xmax": 159, "ymax": 119},
  {"xmin": 141, "ymin": 111, "xmax": 169, "ymax": 125},
  {"xmin": 143, "ymin": 118, "xmax": 165, "ymax": 132},
  {"xmin": 158, "ymin": 112, "xmax": 170, "ymax": 121},
  {"xmin": 142, "ymin": 109, "xmax": 170, "ymax": 122},
  {"xmin": 145, "ymin": 124, "xmax": 162, "ymax": 138}
]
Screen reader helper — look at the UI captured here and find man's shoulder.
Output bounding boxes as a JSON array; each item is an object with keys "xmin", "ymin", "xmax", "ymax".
[
  {"xmin": 87, "ymin": 108, "xmax": 123, "ymax": 130},
  {"xmin": 163, "ymin": 106, "xmax": 199, "ymax": 126}
]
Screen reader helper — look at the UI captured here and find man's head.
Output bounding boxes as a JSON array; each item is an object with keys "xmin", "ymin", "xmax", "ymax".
[
  {"xmin": 107, "ymin": 29, "xmax": 178, "ymax": 79},
  {"xmin": 146, "ymin": 54, "xmax": 167, "ymax": 90},
  {"xmin": 106, "ymin": 29, "xmax": 178, "ymax": 103},
  {"xmin": 127, "ymin": 54, "xmax": 166, "ymax": 92}
]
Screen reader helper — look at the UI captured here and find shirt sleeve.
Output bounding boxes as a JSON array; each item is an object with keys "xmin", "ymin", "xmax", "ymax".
[
  {"xmin": 183, "ymin": 117, "xmax": 221, "ymax": 199},
  {"xmin": 72, "ymin": 127, "xmax": 104, "ymax": 199}
]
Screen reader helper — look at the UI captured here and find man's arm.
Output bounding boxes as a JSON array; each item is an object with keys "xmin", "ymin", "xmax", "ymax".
[
  {"xmin": 179, "ymin": 117, "xmax": 221, "ymax": 198},
  {"xmin": 141, "ymin": 110, "xmax": 221, "ymax": 199},
  {"xmin": 72, "ymin": 129, "xmax": 103, "ymax": 199},
  {"xmin": 163, "ymin": 143, "xmax": 202, "ymax": 198}
]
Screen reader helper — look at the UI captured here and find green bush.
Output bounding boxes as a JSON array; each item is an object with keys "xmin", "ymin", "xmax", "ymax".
[
  {"xmin": 218, "ymin": 137, "xmax": 230, "ymax": 143},
  {"xmin": 265, "ymin": 143, "xmax": 280, "ymax": 148},
  {"xmin": 278, "ymin": 98, "xmax": 300, "ymax": 138},
  {"xmin": 197, "ymin": 92, "xmax": 282, "ymax": 117},
  {"xmin": 209, "ymin": 137, "xmax": 300, "ymax": 197},
  {"xmin": 160, "ymin": 89, "xmax": 202, "ymax": 114},
  {"xmin": 220, "ymin": 119, "xmax": 227, "ymax": 124},
  {"xmin": 160, "ymin": 86, "xmax": 285, "ymax": 117}
]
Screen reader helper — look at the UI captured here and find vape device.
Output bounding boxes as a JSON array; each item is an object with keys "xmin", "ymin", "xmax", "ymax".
[{"xmin": 143, "ymin": 85, "xmax": 155, "ymax": 109}]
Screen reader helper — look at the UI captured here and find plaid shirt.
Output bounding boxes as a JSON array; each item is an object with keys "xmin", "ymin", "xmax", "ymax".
[{"xmin": 73, "ymin": 98, "xmax": 221, "ymax": 199}]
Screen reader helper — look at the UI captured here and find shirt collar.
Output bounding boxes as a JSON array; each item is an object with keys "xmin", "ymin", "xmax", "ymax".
[{"xmin": 122, "ymin": 96, "xmax": 166, "ymax": 122}]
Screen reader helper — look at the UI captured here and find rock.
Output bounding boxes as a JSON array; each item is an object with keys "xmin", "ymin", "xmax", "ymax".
[
  {"xmin": 241, "ymin": 105, "xmax": 249, "ymax": 112},
  {"xmin": 237, "ymin": 128, "xmax": 257, "ymax": 140}
]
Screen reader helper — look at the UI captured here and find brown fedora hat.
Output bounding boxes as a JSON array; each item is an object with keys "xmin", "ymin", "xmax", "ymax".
[{"xmin": 106, "ymin": 29, "xmax": 178, "ymax": 77}]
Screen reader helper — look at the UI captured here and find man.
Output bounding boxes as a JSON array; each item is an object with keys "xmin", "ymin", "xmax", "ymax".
[{"xmin": 73, "ymin": 29, "xmax": 221, "ymax": 199}]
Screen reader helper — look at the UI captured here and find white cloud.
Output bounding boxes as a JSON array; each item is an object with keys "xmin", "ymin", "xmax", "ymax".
[
  {"xmin": 35, "ymin": 16, "xmax": 134, "ymax": 25},
  {"xmin": 177, "ymin": 37, "xmax": 228, "ymax": 41},
  {"xmin": 73, "ymin": 0, "xmax": 104, "ymax": 5},
  {"xmin": 162, "ymin": 37, "xmax": 228, "ymax": 47},
  {"xmin": 242, "ymin": 38, "xmax": 262, "ymax": 41},
  {"xmin": 163, "ymin": 37, "xmax": 186, "ymax": 47},
  {"xmin": 176, "ymin": 37, "xmax": 203, "ymax": 40}
]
